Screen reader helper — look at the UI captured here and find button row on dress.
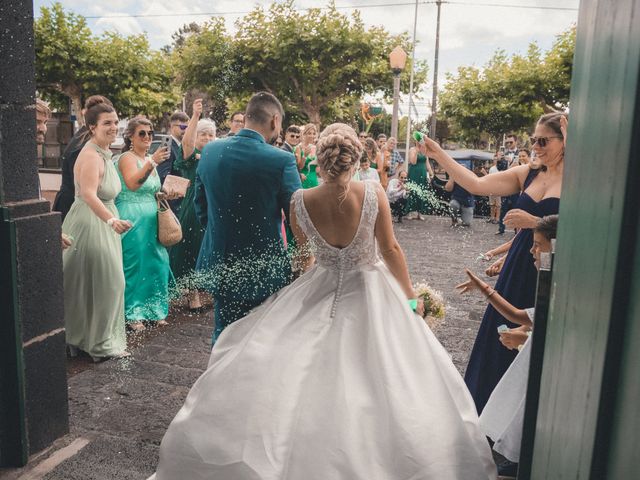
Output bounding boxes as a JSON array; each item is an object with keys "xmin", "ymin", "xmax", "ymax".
[{"xmin": 330, "ymin": 251, "xmax": 346, "ymax": 318}]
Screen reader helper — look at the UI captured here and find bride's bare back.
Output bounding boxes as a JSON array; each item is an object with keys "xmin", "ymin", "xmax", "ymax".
[{"xmin": 300, "ymin": 182, "xmax": 367, "ymax": 249}]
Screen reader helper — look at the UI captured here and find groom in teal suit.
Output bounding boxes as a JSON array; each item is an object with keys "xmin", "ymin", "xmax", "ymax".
[{"xmin": 194, "ymin": 92, "xmax": 302, "ymax": 341}]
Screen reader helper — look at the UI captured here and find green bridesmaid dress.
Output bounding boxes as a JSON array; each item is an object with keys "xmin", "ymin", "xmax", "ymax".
[
  {"xmin": 300, "ymin": 155, "xmax": 319, "ymax": 189},
  {"xmin": 115, "ymin": 154, "xmax": 171, "ymax": 322},
  {"xmin": 169, "ymin": 147, "xmax": 206, "ymax": 280},
  {"xmin": 62, "ymin": 143, "xmax": 127, "ymax": 358},
  {"xmin": 406, "ymin": 152, "xmax": 431, "ymax": 215}
]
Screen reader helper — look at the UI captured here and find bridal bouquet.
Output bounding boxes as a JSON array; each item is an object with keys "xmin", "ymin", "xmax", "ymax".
[{"xmin": 413, "ymin": 282, "xmax": 446, "ymax": 329}]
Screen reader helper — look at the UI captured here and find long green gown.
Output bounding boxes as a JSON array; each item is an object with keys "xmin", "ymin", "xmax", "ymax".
[
  {"xmin": 115, "ymin": 154, "xmax": 171, "ymax": 322},
  {"xmin": 406, "ymin": 152, "xmax": 431, "ymax": 215},
  {"xmin": 62, "ymin": 143, "xmax": 127, "ymax": 358},
  {"xmin": 301, "ymin": 157, "xmax": 319, "ymax": 189},
  {"xmin": 169, "ymin": 147, "xmax": 206, "ymax": 281}
]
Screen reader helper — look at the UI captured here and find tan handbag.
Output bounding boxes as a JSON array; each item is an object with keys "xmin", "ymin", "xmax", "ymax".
[
  {"xmin": 162, "ymin": 174, "xmax": 190, "ymax": 198},
  {"xmin": 157, "ymin": 198, "xmax": 183, "ymax": 247}
]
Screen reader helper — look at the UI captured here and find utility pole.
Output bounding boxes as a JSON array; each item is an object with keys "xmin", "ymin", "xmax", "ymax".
[
  {"xmin": 429, "ymin": 0, "xmax": 443, "ymax": 140},
  {"xmin": 404, "ymin": 0, "xmax": 420, "ymax": 162}
]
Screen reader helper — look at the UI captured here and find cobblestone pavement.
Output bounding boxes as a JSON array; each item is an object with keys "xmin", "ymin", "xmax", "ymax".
[{"xmin": 1, "ymin": 216, "xmax": 510, "ymax": 480}]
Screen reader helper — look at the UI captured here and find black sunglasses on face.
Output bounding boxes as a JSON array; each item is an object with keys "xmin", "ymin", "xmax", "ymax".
[
  {"xmin": 530, "ymin": 136, "xmax": 562, "ymax": 148},
  {"xmin": 138, "ymin": 130, "xmax": 154, "ymax": 138},
  {"xmin": 289, "ymin": 134, "xmax": 300, "ymax": 138}
]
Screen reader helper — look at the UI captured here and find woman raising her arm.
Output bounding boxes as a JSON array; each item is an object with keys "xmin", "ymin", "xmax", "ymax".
[{"xmin": 421, "ymin": 112, "xmax": 566, "ymax": 413}]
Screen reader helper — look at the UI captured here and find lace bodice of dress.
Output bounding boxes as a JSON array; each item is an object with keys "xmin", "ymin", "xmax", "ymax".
[{"xmin": 293, "ymin": 180, "xmax": 379, "ymax": 271}]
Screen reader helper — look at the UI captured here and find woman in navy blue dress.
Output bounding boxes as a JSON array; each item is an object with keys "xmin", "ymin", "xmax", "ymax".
[{"xmin": 422, "ymin": 113, "xmax": 567, "ymax": 413}]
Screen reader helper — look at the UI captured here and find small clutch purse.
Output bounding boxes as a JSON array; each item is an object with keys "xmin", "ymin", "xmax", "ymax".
[{"xmin": 162, "ymin": 174, "xmax": 190, "ymax": 198}]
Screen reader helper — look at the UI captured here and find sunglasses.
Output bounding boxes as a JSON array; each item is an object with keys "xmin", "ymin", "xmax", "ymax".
[
  {"xmin": 137, "ymin": 130, "xmax": 154, "ymax": 138},
  {"xmin": 289, "ymin": 134, "xmax": 300, "ymax": 138},
  {"xmin": 530, "ymin": 136, "xmax": 562, "ymax": 148}
]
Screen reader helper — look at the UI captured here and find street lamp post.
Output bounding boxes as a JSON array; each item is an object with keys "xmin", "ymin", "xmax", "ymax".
[{"xmin": 389, "ymin": 46, "xmax": 407, "ymax": 140}]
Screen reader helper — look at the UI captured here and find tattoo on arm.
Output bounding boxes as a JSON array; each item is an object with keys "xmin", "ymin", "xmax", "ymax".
[{"xmin": 137, "ymin": 167, "xmax": 153, "ymax": 185}]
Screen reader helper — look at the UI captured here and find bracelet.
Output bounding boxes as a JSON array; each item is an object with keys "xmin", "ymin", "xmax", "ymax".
[
  {"xmin": 106, "ymin": 217, "xmax": 116, "ymax": 227},
  {"xmin": 148, "ymin": 159, "xmax": 158, "ymax": 168}
]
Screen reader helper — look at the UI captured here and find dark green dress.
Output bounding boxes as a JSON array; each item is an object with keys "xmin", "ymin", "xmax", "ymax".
[
  {"xmin": 169, "ymin": 147, "xmax": 206, "ymax": 280},
  {"xmin": 406, "ymin": 152, "xmax": 431, "ymax": 214}
]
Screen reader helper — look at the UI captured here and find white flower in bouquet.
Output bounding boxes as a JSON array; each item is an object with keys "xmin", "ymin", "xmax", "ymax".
[{"xmin": 413, "ymin": 281, "xmax": 446, "ymax": 329}]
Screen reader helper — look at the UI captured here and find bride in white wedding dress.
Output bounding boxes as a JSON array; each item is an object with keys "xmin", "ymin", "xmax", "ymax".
[{"xmin": 149, "ymin": 123, "xmax": 496, "ymax": 480}]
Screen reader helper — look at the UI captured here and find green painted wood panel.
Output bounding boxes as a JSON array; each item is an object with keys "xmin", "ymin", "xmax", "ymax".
[
  {"xmin": 602, "ymin": 214, "xmax": 640, "ymax": 478},
  {"xmin": 531, "ymin": 0, "xmax": 640, "ymax": 478}
]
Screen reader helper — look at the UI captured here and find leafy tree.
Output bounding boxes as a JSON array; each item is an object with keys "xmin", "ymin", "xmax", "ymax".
[
  {"xmin": 173, "ymin": 0, "xmax": 427, "ymax": 125},
  {"xmin": 35, "ymin": 2, "xmax": 179, "ymax": 123},
  {"xmin": 439, "ymin": 26, "xmax": 576, "ymax": 144},
  {"xmin": 34, "ymin": 2, "xmax": 93, "ymax": 118}
]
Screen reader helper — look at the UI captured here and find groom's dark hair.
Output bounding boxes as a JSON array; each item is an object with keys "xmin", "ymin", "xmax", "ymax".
[{"xmin": 245, "ymin": 92, "xmax": 284, "ymax": 125}]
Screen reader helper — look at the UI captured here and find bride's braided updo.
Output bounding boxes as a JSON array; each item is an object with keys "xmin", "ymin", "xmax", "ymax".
[{"xmin": 316, "ymin": 123, "xmax": 363, "ymax": 180}]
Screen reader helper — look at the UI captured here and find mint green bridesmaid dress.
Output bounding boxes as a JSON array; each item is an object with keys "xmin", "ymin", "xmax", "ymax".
[
  {"xmin": 62, "ymin": 143, "xmax": 127, "ymax": 358},
  {"xmin": 115, "ymin": 154, "xmax": 171, "ymax": 322}
]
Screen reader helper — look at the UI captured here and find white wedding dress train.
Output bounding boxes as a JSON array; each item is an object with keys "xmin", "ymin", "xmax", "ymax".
[{"xmin": 149, "ymin": 181, "xmax": 496, "ymax": 479}]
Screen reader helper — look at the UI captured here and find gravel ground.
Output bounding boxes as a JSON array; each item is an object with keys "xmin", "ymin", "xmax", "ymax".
[
  {"xmin": 1, "ymin": 214, "xmax": 511, "ymax": 480},
  {"xmin": 395, "ymin": 215, "xmax": 510, "ymax": 374}
]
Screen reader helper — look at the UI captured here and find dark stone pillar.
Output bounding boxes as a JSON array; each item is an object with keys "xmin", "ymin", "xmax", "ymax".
[{"xmin": 0, "ymin": 0, "xmax": 69, "ymax": 467}]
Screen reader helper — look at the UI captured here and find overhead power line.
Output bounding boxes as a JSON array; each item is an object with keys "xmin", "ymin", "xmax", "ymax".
[{"xmin": 82, "ymin": 1, "xmax": 578, "ymax": 19}]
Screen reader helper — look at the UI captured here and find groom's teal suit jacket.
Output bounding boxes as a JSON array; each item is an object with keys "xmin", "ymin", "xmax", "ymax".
[{"xmin": 194, "ymin": 129, "xmax": 302, "ymax": 303}]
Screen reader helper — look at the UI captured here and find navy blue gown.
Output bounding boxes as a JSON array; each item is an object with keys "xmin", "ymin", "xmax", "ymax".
[{"xmin": 464, "ymin": 169, "xmax": 560, "ymax": 414}]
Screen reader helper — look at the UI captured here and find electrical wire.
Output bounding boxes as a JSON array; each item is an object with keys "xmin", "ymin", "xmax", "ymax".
[{"xmin": 81, "ymin": 1, "xmax": 578, "ymax": 19}]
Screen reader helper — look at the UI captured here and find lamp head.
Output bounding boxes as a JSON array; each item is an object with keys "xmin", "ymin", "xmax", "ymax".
[{"xmin": 389, "ymin": 46, "xmax": 407, "ymax": 74}]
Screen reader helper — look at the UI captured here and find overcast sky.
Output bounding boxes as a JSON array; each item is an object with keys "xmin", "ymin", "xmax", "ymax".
[{"xmin": 34, "ymin": 0, "xmax": 580, "ymax": 119}]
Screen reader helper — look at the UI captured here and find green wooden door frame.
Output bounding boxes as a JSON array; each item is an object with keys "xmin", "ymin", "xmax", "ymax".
[
  {"xmin": 0, "ymin": 214, "xmax": 29, "ymax": 466},
  {"xmin": 529, "ymin": 0, "xmax": 640, "ymax": 477}
]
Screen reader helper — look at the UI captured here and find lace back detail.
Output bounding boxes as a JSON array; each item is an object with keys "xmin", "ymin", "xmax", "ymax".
[{"xmin": 293, "ymin": 180, "xmax": 379, "ymax": 271}]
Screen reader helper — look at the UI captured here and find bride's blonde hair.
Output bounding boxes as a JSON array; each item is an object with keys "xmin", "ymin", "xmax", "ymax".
[
  {"xmin": 316, "ymin": 123, "xmax": 363, "ymax": 209},
  {"xmin": 316, "ymin": 123, "xmax": 363, "ymax": 180}
]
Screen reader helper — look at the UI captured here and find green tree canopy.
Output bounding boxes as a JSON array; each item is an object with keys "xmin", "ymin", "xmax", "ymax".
[
  {"xmin": 439, "ymin": 26, "xmax": 576, "ymax": 144},
  {"xmin": 35, "ymin": 2, "xmax": 179, "ymax": 123},
  {"xmin": 173, "ymin": 0, "xmax": 427, "ymax": 125}
]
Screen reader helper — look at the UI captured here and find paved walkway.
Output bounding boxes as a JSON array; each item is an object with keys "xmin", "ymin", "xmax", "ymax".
[{"xmin": 2, "ymin": 216, "xmax": 509, "ymax": 480}]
